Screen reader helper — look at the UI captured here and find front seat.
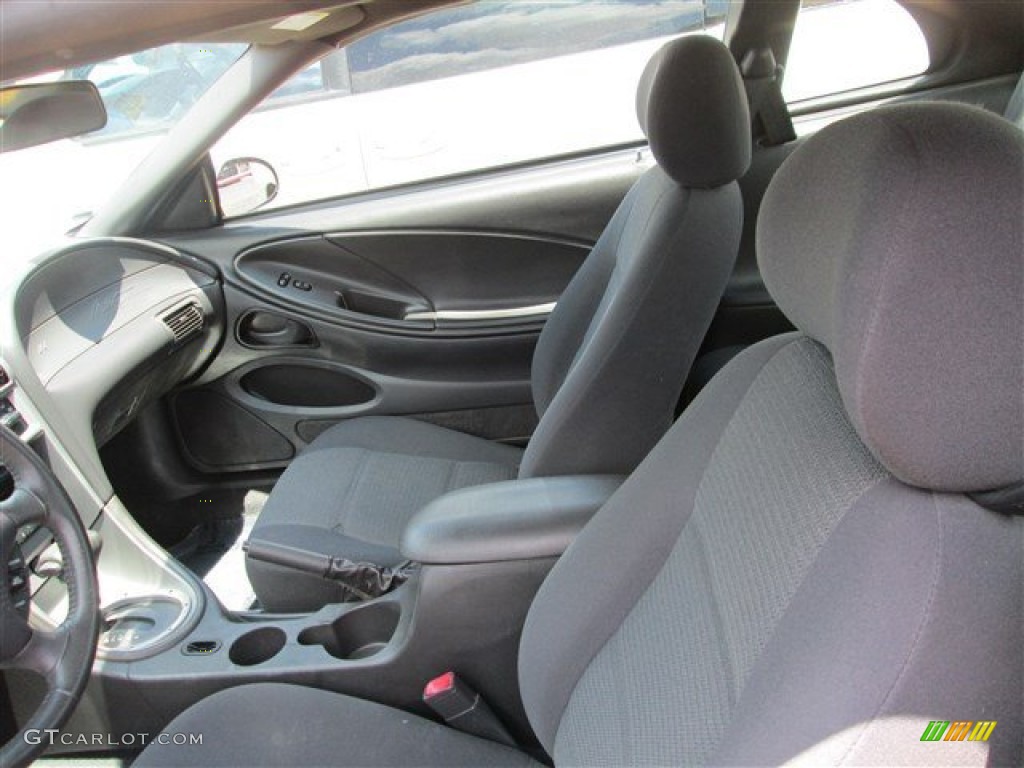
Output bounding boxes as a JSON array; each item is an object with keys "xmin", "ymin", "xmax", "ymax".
[
  {"xmin": 246, "ymin": 35, "xmax": 753, "ymax": 612},
  {"xmin": 141, "ymin": 102, "xmax": 1022, "ymax": 767}
]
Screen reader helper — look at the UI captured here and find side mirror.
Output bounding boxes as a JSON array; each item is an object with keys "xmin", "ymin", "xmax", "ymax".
[
  {"xmin": 217, "ymin": 157, "xmax": 279, "ymax": 217},
  {"xmin": 0, "ymin": 81, "xmax": 107, "ymax": 153}
]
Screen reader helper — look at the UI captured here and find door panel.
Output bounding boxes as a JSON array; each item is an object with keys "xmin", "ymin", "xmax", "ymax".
[
  {"xmin": 161, "ymin": 147, "xmax": 649, "ymax": 472},
  {"xmin": 167, "ymin": 279, "xmax": 545, "ymax": 472},
  {"xmin": 325, "ymin": 231, "xmax": 585, "ymax": 319},
  {"xmin": 233, "ymin": 230, "xmax": 590, "ymax": 333}
]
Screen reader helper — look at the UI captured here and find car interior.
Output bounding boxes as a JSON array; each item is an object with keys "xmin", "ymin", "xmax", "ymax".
[{"xmin": 0, "ymin": 1, "xmax": 1021, "ymax": 766}]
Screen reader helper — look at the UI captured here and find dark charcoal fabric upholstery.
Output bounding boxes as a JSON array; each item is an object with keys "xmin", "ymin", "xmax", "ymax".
[
  {"xmin": 635, "ymin": 34, "xmax": 751, "ymax": 187},
  {"xmin": 141, "ymin": 103, "xmax": 1022, "ymax": 768},
  {"xmin": 246, "ymin": 36, "xmax": 750, "ymax": 610},
  {"xmin": 247, "ymin": 417, "xmax": 521, "ymax": 611},
  {"xmin": 259, "ymin": 416, "xmax": 521, "ymax": 549},
  {"xmin": 518, "ymin": 333, "xmax": 800, "ymax": 750},
  {"xmin": 525, "ymin": 336, "xmax": 1021, "ymax": 767},
  {"xmin": 556, "ymin": 339, "xmax": 888, "ymax": 764},
  {"xmin": 137, "ymin": 683, "xmax": 539, "ymax": 768},
  {"xmin": 709, "ymin": 481, "xmax": 1021, "ymax": 767},
  {"xmin": 522, "ymin": 169, "xmax": 742, "ymax": 478},
  {"xmin": 757, "ymin": 103, "xmax": 1024, "ymax": 492}
]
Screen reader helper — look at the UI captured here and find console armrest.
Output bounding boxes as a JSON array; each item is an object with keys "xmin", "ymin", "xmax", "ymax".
[{"xmin": 401, "ymin": 475, "xmax": 624, "ymax": 565}]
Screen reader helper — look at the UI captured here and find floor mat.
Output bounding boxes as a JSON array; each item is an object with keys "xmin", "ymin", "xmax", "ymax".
[{"xmin": 170, "ymin": 488, "xmax": 270, "ymax": 612}]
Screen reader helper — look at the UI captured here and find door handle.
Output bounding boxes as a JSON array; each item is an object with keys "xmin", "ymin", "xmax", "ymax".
[{"xmin": 403, "ymin": 302, "xmax": 556, "ymax": 322}]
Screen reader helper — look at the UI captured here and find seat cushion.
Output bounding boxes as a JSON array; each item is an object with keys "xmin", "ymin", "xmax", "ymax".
[
  {"xmin": 247, "ymin": 416, "xmax": 522, "ymax": 611},
  {"xmin": 135, "ymin": 683, "xmax": 540, "ymax": 768}
]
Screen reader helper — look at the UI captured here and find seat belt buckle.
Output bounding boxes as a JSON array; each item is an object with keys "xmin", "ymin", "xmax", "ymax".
[{"xmin": 422, "ymin": 671, "xmax": 515, "ymax": 747}]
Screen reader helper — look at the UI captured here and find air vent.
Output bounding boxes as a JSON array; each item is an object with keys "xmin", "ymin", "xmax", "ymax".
[{"xmin": 162, "ymin": 302, "xmax": 204, "ymax": 343}]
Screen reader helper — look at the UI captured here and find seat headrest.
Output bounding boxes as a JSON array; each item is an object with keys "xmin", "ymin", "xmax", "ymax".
[
  {"xmin": 757, "ymin": 102, "xmax": 1024, "ymax": 493},
  {"xmin": 636, "ymin": 35, "xmax": 751, "ymax": 188}
]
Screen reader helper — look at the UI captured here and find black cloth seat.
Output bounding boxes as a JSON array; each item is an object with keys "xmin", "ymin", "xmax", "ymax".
[
  {"xmin": 247, "ymin": 35, "xmax": 753, "ymax": 611},
  {"xmin": 247, "ymin": 416, "xmax": 522, "ymax": 609},
  {"xmin": 139, "ymin": 683, "xmax": 538, "ymax": 768}
]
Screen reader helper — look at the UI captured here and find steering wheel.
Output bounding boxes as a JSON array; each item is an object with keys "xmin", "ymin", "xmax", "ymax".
[{"xmin": 0, "ymin": 426, "xmax": 99, "ymax": 768}]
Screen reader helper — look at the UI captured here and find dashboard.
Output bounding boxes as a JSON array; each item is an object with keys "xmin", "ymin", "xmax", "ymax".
[{"xmin": 1, "ymin": 237, "xmax": 224, "ymax": 569}]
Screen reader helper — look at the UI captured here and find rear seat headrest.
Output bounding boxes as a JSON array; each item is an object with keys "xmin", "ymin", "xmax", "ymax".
[{"xmin": 757, "ymin": 102, "xmax": 1024, "ymax": 494}]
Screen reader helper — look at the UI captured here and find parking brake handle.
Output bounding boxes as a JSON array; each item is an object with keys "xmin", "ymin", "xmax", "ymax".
[{"xmin": 243, "ymin": 536, "xmax": 415, "ymax": 601}]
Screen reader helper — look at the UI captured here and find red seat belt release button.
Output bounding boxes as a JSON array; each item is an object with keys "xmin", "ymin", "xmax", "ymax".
[
  {"xmin": 424, "ymin": 671, "xmax": 456, "ymax": 700},
  {"xmin": 422, "ymin": 671, "xmax": 515, "ymax": 747}
]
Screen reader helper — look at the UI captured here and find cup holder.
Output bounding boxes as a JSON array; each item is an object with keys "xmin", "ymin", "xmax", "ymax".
[
  {"xmin": 298, "ymin": 602, "xmax": 400, "ymax": 661},
  {"xmin": 229, "ymin": 626, "xmax": 287, "ymax": 666}
]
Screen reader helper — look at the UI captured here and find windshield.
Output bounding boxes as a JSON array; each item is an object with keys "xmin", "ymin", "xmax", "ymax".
[{"xmin": 0, "ymin": 42, "xmax": 246, "ymax": 267}]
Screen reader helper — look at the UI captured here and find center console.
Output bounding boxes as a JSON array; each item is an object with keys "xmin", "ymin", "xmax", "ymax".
[{"xmin": 34, "ymin": 474, "xmax": 623, "ymax": 752}]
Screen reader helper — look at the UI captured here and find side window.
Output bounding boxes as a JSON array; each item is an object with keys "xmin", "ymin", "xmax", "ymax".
[
  {"xmin": 344, "ymin": 0, "xmax": 729, "ymax": 94},
  {"xmin": 213, "ymin": 0, "xmax": 728, "ymax": 217},
  {"xmin": 784, "ymin": 0, "xmax": 929, "ymax": 103}
]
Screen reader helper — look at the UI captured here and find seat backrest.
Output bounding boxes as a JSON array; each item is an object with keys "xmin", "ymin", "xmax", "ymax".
[
  {"xmin": 519, "ymin": 35, "xmax": 751, "ymax": 479},
  {"xmin": 519, "ymin": 102, "xmax": 1023, "ymax": 766}
]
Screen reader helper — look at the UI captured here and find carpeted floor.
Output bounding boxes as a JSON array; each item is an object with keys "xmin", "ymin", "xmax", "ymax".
[{"xmin": 164, "ymin": 488, "xmax": 271, "ymax": 612}]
